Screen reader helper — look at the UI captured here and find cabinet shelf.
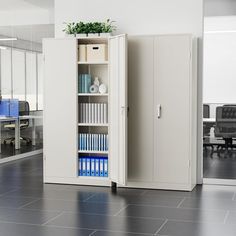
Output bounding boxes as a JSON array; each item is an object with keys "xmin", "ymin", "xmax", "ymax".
[
  {"xmin": 78, "ymin": 123, "xmax": 108, "ymax": 127},
  {"xmin": 78, "ymin": 93, "xmax": 108, "ymax": 96},
  {"xmin": 78, "ymin": 150, "xmax": 108, "ymax": 154},
  {"xmin": 78, "ymin": 61, "xmax": 108, "ymax": 65}
]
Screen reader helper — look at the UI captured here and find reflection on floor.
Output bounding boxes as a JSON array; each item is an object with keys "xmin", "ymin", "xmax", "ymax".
[
  {"xmin": 204, "ymin": 147, "xmax": 236, "ymax": 179},
  {"xmin": 1, "ymin": 155, "xmax": 236, "ymax": 235},
  {"xmin": 0, "ymin": 143, "xmax": 43, "ymax": 160}
]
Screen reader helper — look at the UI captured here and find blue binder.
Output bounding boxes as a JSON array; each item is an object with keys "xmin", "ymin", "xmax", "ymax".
[
  {"xmin": 86, "ymin": 158, "xmax": 91, "ymax": 176},
  {"xmin": 99, "ymin": 158, "xmax": 104, "ymax": 177},
  {"xmin": 95, "ymin": 158, "xmax": 100, "ymax": 177},
  {"xmin": 91, "ymin": 158, "xmax": 95, "ymax": 176},
  {"xmin": 79, "ymin": 158, "xmax": 82, "ymax": 176},
  {"xmin": 104, "ymin": 158, "xmax": 108, "ymax": 177},
  {"xmin": 82, "ymin": 158, "xmax": 87, "ymax": 176}
]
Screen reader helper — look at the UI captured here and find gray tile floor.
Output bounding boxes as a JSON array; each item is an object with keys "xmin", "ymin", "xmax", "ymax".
[
  {"xmin": 1, "ymin": 155, "xmax": 236, "ymax": 235},
  {"xmin": 204, "ymin": 147, "xmax": 236, "ymax": 179}
]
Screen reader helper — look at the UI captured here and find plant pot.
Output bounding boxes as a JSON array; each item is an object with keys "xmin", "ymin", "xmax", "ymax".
[
  {"xmin": 100, "ymin": 33, "xmax": 112, "ymax": 37},
  {"xmin": 76, "ymin": 33, "xmax": 87, "ymax": 38},
  {"xmin": 88, "ymin": 33, "xmax": 100, "ymax": 37},
  {"xmin": 65, "ymin": 34, "xmax": 76, "ymax": 38}
]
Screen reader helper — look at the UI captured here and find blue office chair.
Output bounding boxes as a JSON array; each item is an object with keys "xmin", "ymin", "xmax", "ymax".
[{"xmin": 3, "ymin": 101, "xmax": 31, "ymax": 145}]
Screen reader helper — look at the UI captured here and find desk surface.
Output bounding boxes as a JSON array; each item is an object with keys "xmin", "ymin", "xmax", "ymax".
[
  {"xmin": 0, "ymin": 116, "xmax": 17, "ymax": 121},
  {"xmin": 203, "ymin": 118, "xmax": 215, "ymax": 123},
  {"xmin": 19, "ymin": 115, "xmax": 43, "ymax": 119}
]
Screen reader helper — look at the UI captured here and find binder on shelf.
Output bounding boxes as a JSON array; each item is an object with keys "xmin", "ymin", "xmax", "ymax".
[
  {"xmin": 97, "ymin": 103, "xmax": 101, "ymax": 123},
  {"xmin": 85, "ymin": 103, "xmax": 89, "ymax": 123},
  {"xmin": 94, "ymin": 103, "xmax": 98, "ymax": 123},
  {"xmin": 104, "ymin": 103, "xmax": 107, "ymax": 123},
  {"xmin": 95, "ymin": 158, "xmax": 100, "ymax": 176},
  {"xmin": 79, "ymin": 158, "xmax": 82, "ymax": 176},
  {"xmin": 91, "ymin": 158, "xmax": 95, "ymax": 176},
  {"xmin": 86, "ymin": 158, "xmax": 91, "ymax": 176},
  {"xmin": 101, "ymin": 104, "xmax": 104, "ymax": 123},
  {"xmin": 104, "ymin": 158, "xmax": 108, "ymax": 177},
  {"xmin": 91, "ymin": 103, "xmax": 95, "ymax": 123},
  {"xmin": 99, "ymin": 158, "xmax": 104, "ymax": 177},
  {"xmin": 82, "ymin": 103, "xmax": 86, "ymax": 123},
  {"xmin": 82, "ymin": 158, "xmax": 87, "ymax": 176}
]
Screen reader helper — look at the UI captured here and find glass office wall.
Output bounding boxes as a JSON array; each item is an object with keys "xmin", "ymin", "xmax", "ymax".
[{"xmin": 0, "ymin": 48, "xmax": 43, "ymax": 111}]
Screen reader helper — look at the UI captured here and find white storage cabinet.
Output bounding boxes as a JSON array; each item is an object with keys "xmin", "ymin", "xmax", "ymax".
[{"xmin": 43, "ymin": 35, "xmax": 128, "ymax": 187}]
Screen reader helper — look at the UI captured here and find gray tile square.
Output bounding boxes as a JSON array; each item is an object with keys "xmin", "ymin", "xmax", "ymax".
[
  {"xmin": 117, "ymin": 205, "xmax": 226, "ymax": 223},
  {"xmin": 86, "ymin": 192, "xmax": 183, "ymax": 207},
  {"xmin": 0, "ymin": 196, "xmax": 38, "ymax": 209},
  {"xmin": 0, "ymin": 222, "xmax": 93, "ymax": 236},
  {"xmin": 159, "ymin": 220, "xmax": 236, "ymax": 236},
  {"xmin": 23, "ymin": 198, "xmax": 126, "ymax": 215},
  {"xmin": 46, "ymin": 212, "xmax": 165, "ymax": 234}
]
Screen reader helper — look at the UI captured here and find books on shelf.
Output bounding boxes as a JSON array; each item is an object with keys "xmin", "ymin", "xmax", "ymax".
[
  {"xmin": 79, "ymin": 103, "xmax": 108, "ymax": 124},
  {"xmin": 79, "ymin": 133, "xmax": 108, "ymax": 151},
  {"xmin": 79, "ymin": 156, "xmax": 108, "ymax": 177},
  {"xmin": 79, "ymin": 74, "xmax": 92, "ymax": 93}
]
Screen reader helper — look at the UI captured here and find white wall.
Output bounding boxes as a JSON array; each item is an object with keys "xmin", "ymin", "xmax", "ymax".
[
  {"xmin": 203, "ymin": 16, "xmax": 236, "ymax": 104},
  {"xmin": 0, "ymin": 9, "xmax": 54, "ymax": 26},
  {"xmin": 54, "ymin": 0, "xmax": 204, "ymax": 183},
  {"xmin": 55, "ymin": 0, "xmax": 202, "ymax": 37}
]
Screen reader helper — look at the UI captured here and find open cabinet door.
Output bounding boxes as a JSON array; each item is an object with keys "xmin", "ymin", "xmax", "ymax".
[{"xmin": 109, "ymin": 34, "xmax": 128, "ymax": 186}]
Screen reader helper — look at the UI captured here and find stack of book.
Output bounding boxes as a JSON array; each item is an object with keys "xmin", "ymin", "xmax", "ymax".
[
  {"xmin": 79, "ymin": 74, "xmax": 92, "ymax": 93},
  {"xmin": 79, "ymin": 133, "xmax": 108, "ymax": 151},
  {"xmin": 79, "ymin": 103, "xmax": 108, "ymax": 124},
  {"xmin": 79, "ymin": 156, "xmax": 108, "ymax": 177}
]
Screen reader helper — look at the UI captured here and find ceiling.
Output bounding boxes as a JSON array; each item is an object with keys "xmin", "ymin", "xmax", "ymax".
[{"xmin": 0, "ymin": 0, "xmax": 54, "ymax": 11}]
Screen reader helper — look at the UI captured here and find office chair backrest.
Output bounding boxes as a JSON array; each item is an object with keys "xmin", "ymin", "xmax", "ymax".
[
  {"xmin": 203, "ymin": 104, "xmax": 210, "ymax": 118},
  {"xmin": 215, "ymin": 106, "xmax": 236, "ymax": 138},
  {"xmin": 19, "ymin": 101, "xmax": 30, "ymax": 116}
]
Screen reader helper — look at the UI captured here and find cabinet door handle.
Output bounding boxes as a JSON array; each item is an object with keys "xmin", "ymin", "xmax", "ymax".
[{"xmin": 157, "ymin": 104, "xmax": 161, "ymax": 118}]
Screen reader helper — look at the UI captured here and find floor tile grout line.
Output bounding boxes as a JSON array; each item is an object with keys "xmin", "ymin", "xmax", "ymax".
[
  {"xmin": 88, "ymin": 230, "xmax": 97, "ymax": 236},
  {"xmin": 154, "ymin": 219, "xmax": 168, "ymax": 235},
  {"xmin": 177, "ymin": 197, "xmax": 186, "ymax": 208},
  {"xmin": 0, "ymin": 188, "xmax": 20, "ymax": 197},
  {"xmin": 41, "ymin": 211, "xmax": 65, "ymax": 226},
  {"xmin": 46, "ymin": 224, "xmax": 154, "ymax": 235},
  {"xmin": 83, "ymin": 193, "xmax": 97, "ymax": 202},
  {"xmin": 113, "ymin": 204, "xmax": 130, "ymax": 216},
  {"xmin": 223, "ymin": 210, "xmax": 230, "ymax": 224},
  {"xmin": 17, "ymin": 198, "xmax": 41, "ymax": 209}
]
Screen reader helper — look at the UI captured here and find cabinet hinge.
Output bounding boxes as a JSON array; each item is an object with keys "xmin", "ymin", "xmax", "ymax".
[
  {"xmin": 189, "ymin": 160, "xmax": 191, "ymax": 167},
  {"xmin": 189, "ymin": 51, "xmax": 192, "ymax": 60}
]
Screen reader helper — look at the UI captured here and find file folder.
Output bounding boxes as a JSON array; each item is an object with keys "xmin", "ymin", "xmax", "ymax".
[
  {"xmin": 79, "ymin": 158, "xmax": 82, "ymax": 176},
  {"xmin": 86, "ymin": 158, "xmax": 91, "ymax": 176},
  {"xmin": 99, "ymin": 158, "xmax": 104, "ymax": 177},
  {"xmin": 91, "ymin": 158, "xmax": 95, "ymax": 176},
  {"xmin": 104, "ymin": 158, "xmax": 108, "ymax": 177},
  {"xmin": 95, "ymin": 158, "xmax": 100, "ymax": 176},
  {"xmin": 82, "ymin": 158, "xmax": 87, "ymax": 176}
]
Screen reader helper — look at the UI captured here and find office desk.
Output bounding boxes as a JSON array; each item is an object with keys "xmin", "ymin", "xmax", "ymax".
[
  {"xmin": 18, "ymin": 115, "xmax": 43, "ymax": 148},
  {"xmin": 203, "ymin": 118, "xmax": 216, "ymax": 123},
  {"xmin": 0, "ymin": 116, "xmax": 19, "ymax": 153}
]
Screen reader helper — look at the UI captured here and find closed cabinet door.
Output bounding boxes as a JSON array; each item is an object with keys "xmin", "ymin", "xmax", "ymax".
[
  {"xmin": 109, "ymin": 34, "xmax": 128, "ymax": 186},
  {"xmin": 43, "ymin": 38, "xmax": 78, "ymax": 178},
  {"xmin": 154, "ymin": 35, "xmax": 192, "ymax": 184}
]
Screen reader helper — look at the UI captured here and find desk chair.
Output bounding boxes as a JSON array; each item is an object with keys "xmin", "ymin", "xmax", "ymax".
[
  {"xmin": 3, "ymin": 101, "xmax": 31, "ymax": 145},
  {"xmin": 214, "ymin": 106, "xmax": 236, "ymax": 152},
  {"xmin": 203, "ymin": 104, "xmax": 214, "ymax": 150}
]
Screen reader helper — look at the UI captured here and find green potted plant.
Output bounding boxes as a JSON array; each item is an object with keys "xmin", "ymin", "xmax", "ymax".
[
  {"xmin": 100, "ymin": 19, "xmax": 116, "ymax": 37},
  {"xmin": 62, "ymin": 22, "xmax": 77, "ymax": 37},
  {"xmin": 75, "ymin": 22, "xmax": 87, "ymax": 38},
  {"xmin": 63, "ymin": 19, "xmax": 116, "ymax": 38}
]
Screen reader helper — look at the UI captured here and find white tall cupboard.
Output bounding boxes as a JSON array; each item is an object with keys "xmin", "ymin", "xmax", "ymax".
[
  {"xmin": 128, "ymin": 34, "xmax": 197, "ymax": 191},
  {"xmin": 43, "ymin": 35, "xmax": 128, "ymax": 187},
  {"xmin": 43, "ymin": 34, "xmax": 197, "ymax": 191}
]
